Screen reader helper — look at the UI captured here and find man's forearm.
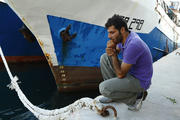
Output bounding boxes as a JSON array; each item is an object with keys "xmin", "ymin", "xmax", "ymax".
[{"xmin": 111, "ymin": 54, "xmax": 124, "ymax": 78}]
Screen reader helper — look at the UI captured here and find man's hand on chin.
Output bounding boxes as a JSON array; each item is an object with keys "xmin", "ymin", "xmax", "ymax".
[
  {"xmin": 106, "ymin": 40, "xmax": 118, "ymax": 56},
  {"xmin": 106, "ymin": 47, "xmax": 117, "ymax": 56},
  {"xmin": 107, "ymin": 40, "xmax": 116, "ymax": 48}
]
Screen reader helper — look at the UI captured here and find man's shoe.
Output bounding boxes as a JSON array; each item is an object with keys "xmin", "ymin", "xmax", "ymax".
[
  {"xmin": 143, "ymin": 91, "xmax": 148, "ymax": 101},
  {"xmin": 137, "ymin": 91, "xmax": 148, "ymax": 101},
  {"xmin": 128, "ymin": 98, "xmax": 143, "ymax": 111},
  {"xmin": 128, "ymin": 92, "xmax": 144, "ymax": 111},
  {"xmin": 99, "ymin": 96, "xmax": 113, "ymax": 103}
]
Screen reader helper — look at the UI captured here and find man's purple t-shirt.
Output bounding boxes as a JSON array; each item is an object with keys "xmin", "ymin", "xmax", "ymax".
[{"xmin": 118, "ymin": 31, "xmax": 153, "ymax": 90}]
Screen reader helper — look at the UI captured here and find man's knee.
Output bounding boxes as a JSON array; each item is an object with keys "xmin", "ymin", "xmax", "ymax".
[{"xmin": 99, "ymin": 81, "xmax": 112, "ymax": 97}]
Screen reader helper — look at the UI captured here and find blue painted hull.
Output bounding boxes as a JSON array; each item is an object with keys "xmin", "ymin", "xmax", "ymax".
[
  {"xmin": 138, "ymin": 28, "xmax": 177, "ymax": 61},
  {"xmin": 0, "ymin": 3, "xmax": 43, "ymax": 58},
  {"xmin": 47, "ymin": 15, "xmax": 178, "ymax": 67}
]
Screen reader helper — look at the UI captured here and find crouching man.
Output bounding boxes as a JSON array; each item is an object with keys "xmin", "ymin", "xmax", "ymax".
[{"xmin": 99, "ymin": 14, "xmax": 153, "ymax": 111}]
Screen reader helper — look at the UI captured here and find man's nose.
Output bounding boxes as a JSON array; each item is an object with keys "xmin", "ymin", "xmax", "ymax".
[{"xmin": 108, "ymin": 33, "xmax": 112, "ymax": 39}]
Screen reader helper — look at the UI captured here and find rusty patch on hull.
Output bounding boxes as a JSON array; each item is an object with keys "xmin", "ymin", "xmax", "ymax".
[
  {"xmin": 0, "ymin": 56, "xmax": 46, "ymax": 63},
  {"xmin": 52, "ymin": 66, "xmax": 103, "ymax": 92}
]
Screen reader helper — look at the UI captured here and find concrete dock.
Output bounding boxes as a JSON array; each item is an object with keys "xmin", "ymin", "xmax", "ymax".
[{"xmin": 67, "ymin": 48, "xmax": 180, "ymax": 120}]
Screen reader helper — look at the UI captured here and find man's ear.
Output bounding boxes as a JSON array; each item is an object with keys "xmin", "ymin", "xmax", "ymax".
[{"xmin": 120, "ymin": 27, "xmax": 125, "ymax": 34}]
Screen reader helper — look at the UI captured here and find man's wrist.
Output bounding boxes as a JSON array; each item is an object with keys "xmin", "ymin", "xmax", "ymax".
[{"xmin": 111, "ymin": 51, "xmax": 118, "ymax": 57}]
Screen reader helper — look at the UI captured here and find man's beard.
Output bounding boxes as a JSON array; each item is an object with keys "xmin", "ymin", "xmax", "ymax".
[{"xmin": 115, "ymin": 34, "xmax": 123, "ymax": 44}]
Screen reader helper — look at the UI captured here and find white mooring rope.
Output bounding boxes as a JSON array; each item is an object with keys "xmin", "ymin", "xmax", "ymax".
[{"xmin": 0, "ymin": 46, "xmax": 117, "ymax": 120}]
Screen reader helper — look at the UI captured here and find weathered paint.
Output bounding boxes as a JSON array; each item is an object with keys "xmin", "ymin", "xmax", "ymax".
[
  {"xmin": 0, "ymin": 3, "xmax": 43, "ymax": 57},
  {"xmin": 0, "ymin": 56, "xmax": 46, "ymax": 63},
  {"xmin": 47, "ymin": 15, "xmax": 177, "ymax": 66},
  {"xmin": 47, "ymin": 15, "xmax": 108, "ymax": 67}
]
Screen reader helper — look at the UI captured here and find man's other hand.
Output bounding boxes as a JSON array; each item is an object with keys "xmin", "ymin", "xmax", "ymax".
[{"xmin": 106, "ymin": 48, "xmax": 116, "ymax": 56}]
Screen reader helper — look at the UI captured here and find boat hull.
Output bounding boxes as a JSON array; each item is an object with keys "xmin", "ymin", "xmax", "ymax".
[
  {"xmin": 4, "ymin": 0, "xmax": 180, "ymax": 92},
  {"xmin": 0, "ymin": 2, "xmax": 44, "ymax": 63},
  {"xmin": 52, "ymin": 66, "xmax": 102, "ymax": 92}
]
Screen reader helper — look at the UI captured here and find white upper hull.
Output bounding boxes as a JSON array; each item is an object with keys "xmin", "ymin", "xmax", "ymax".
[{"xmin": 5, "ymin": 0, "xmax": 179, "ymax": 66}]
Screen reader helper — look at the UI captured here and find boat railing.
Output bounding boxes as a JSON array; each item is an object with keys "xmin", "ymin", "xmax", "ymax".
[{"xmin": 159, "ymin": 0, "xmax": 180, "ymax": 26}]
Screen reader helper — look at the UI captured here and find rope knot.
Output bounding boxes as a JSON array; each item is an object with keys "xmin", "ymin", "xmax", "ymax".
[{"xmin": 7, "ymin": 76, "xmax": 20, "ymax": 90}]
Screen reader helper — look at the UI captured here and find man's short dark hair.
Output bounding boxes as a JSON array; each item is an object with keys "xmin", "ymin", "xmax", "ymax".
[{"xmin": 105, "ymin": 14, "xmax": 129, "ymax": 32}]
